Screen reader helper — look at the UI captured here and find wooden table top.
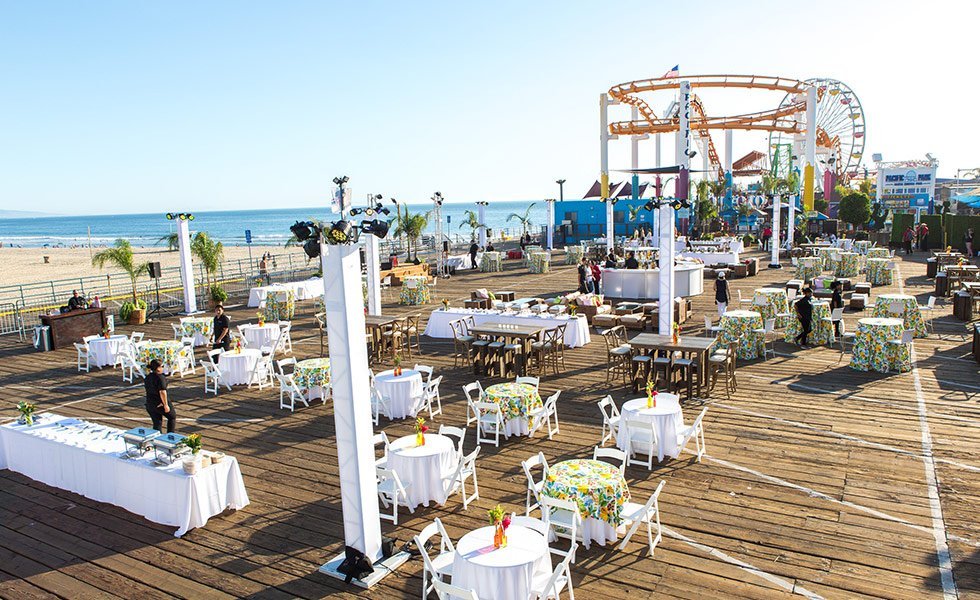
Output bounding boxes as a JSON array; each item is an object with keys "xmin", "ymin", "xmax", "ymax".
[
  {"xmin": 364, "ymin": 315, "xmax": 398, "ymax": 327},
  {"xmin": 629, "ymin": 333, "xmax": 716, "ymax": 353},
  {"xmin": 469, "ymin": 321, "xmax": 546, "ymax": 338}
]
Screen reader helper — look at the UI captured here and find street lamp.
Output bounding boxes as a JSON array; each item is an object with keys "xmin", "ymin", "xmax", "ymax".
[{"xmin": 556, "ymin": 179, "xmax": 566, "ymax": 202}]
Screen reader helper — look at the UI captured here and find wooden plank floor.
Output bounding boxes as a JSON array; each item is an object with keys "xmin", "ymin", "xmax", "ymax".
[{"xmin": 1, "ymin": 248, "xmax": 978, "ymax": 599}]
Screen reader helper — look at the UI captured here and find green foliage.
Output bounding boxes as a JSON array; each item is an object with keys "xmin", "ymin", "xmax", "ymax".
[
  {"xmin": 91, "ymin": 239, "xmax": 149, "ymax": 302},
  {"xmin": 119, "ymin": 301, "xmax": 135, "ymax": 321},
  {"xmin": 506, "ymin": 203, "xmax": 536, "ymax": 236},
  {"xmin": 393, "ymin": 206, "xmax": 430, "ymax": 259},
  {"xmin": 838, "ymin": 192, "xmax": 872, "ymax": 228},
  {"xmin": 191, "ymin": 232, "xmax": 224, "ymax": 288},
  {"xmin": 210, "ymin": 285, "xmax": 228, "ymax": 304},
  {"xmin": 814, "ymin": 197, "xmax": 829, "ymax": 214},
  {"xmin": 157, "ymin": 232, "xmax": 179, "ymax": 251}
]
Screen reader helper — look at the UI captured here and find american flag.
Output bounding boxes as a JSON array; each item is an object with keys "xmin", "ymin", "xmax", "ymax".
[{"xmin": 662, "ymin": 65, "xmax": 679, "ymax": 79}]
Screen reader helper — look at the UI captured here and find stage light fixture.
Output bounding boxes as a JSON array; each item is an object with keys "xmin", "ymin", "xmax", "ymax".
[
  {"xmin": 643, "ymin": 200, "xmax": 657, "ymax": 211},
  {"xmin": 332, "ymin": 176, "xmax": 349, "ymax": 186},
  {"xmin": 302, "ymin": 238, "xmax": 321, "ymax": 259},
  {"xmin": 290, "ymin": 221, "xmax": 317, "ymax": 242},
  {"xmin": 325, "ymin": 220, "xmax": 359, "ymax": 245},
  {"xmin": 360, "ymin": 219, "xmax": 389, "ymax": 239}
]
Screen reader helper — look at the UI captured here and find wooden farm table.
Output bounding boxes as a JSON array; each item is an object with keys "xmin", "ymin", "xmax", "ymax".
[
  {"xmin": 628, "ymin": 333, "xmax": 716, "ymax": 394},
  {"xmin": 468, "ymin": 321, "xmax": 546, "ymax": 376},
  {"xmin": 364, "ymin": 314, "xmax": 397, "ymax": 361}
]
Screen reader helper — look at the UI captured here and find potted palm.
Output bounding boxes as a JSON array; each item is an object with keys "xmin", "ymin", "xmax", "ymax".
[
  {"xmin": 192, "ymin": 232, "xmax": 225, "ymax": 308},
  {"xmin": 92, "ymin": 239, "xmax": 149, "ymax": 325},
  {"xmin": 393, "ymin": 207, "xmax": 430, "ymax": 262},
  {"xmin": 506, "ymin": 203, "xmax": 536, "ymax": 243}
]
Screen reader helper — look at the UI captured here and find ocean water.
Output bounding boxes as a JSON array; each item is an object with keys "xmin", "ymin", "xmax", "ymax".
[{"xmin": 0, "ymin": 201, "xmax": 551, "ymax": 248}]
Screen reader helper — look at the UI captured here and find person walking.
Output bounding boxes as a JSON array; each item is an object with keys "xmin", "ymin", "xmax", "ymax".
[
  {"xmin": 589, "ymin": 259, "xmax": 602, "ymax": 294},
  {"xmin": 144, "ymin": 359, "xmax": 175, "ymax": 433},
  {"xmin": 762, "ymin": 225, "xmax": 772, "ymax": 251},
  {"xmin": 577, "ymin": 258, "xmax": 589, "ymax": 293},
  {"xmin": 965, "ymin": 228, "xmax": 975, "ymax": 258},
  {"xmin": 469, "ymin": 241, "xmax": 479, "ymax": 269},
  {"xmin": 794, "ymin": 287, "xmax": 814, "ymax": 347},
  {"xmin": 918, "ymin": 222, "xmax": 930, "ymax": 252},
  {"xmin": 714, "ymin": 271, "xmax": 730, "ymax": 317},
  {"xmin": 829, "ymin": 280, "xmax": 844, "ymax": 338},
  {"xmin": 903, "ymin": 226, "xmax": 915, "ymax": 255}
]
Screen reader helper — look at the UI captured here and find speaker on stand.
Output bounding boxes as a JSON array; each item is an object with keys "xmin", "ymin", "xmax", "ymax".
[{"xmin": 146, "ymin": 262, "xmax": 176, "ymax": 319}]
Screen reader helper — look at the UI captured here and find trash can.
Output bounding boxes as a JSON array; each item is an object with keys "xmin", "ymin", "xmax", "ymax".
[{"xmin": 33, "ymin": 325, "xmax": 52, "ymax": 352}]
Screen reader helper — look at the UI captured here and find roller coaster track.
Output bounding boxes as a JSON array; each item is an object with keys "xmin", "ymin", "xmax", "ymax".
[{"xmin": 690, "ymin": 95, "xmax": 725, "ymax": 181}]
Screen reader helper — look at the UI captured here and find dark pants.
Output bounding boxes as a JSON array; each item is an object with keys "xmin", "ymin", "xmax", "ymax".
[
  {"xmin": 470, "ymin": 253, "xmax": 478, "ymax": 269},
  {"xmin": 213, "ymin": 339, "xmax": 230, "ymax": 361},
  {"xmin": 795, "ymin": 318, "xmax": 812, "ymax": 346},
  {"xmin": 905, "ymin": 240, "xmax": 913, "ymax": 254},
  {"xmin": 920, "ymin": 235, "xmax": 929, "ymax": 251},
  {"xmin": 146, "ymin": 404, "xmax": 176, "ymax": 433}
]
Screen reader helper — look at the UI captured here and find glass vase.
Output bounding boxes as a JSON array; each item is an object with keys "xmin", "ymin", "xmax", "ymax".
[{"xmin": 416, "ymin": 432, "xmax": 425, "ymax": 447}]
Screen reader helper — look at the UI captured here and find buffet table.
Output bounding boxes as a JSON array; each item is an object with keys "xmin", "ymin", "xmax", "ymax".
[
  {"xmin": 0, "ymin": 414, "xmax": 249, "ymax": 537},
  {"xmin": 423, "ymin": 308, "xmax": 590, "ymax": 347},
  {"xmin": 601, "ymin": 263, "xmax": 704, "ymax": 299},
  {"xmin": 679, "ymin": 250, "xmax": 740, "ymax": 265},
  {"xmin": 40, "ymin": 308, "xmax": 107, "ymax": 350},
  {"xmin": 247, "ymin": 278, "xmax": 323, "ymax": 307}
]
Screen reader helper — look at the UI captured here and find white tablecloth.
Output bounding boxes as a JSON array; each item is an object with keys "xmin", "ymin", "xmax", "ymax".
[
  {"xmin": 88, "ymin": 335, "xmax": 130, "ymax": 368},
  {"xmin": 422, "ymin": 309, "xmax": 591, "ymax": 348},
  {"xmin": 218, "ymin": 349, "xmax": 262, "ymax": 386},
  {"xmin": 616, "ymin": 395, "xmax": 684, "ymax": 462},
  {"xmin": 240, "ymin": 323, "xmax": 280, "ymax": 349},
  {"xmin": 452, "ymin": 525, "xmax": 552, "ymax": 600},
  {"xmin": 601, "ymin": 264, "xmax": 705, "ymax": 299},
  {"xmin": 374, "ymin": 369, "xmax": 424, "ymax": 419},
  {"xmin": 0, "ymin": 414, "xmax": 249, "ymax": 537},
  {"xmin": 247, "ymin": 278, "xmax": 323, "ymax": 307},
  {"xmin": 387, "ymin": 434, "xmax": 456, "ymax": 508},
  {"xmin": 680, "ymin": 250, "xmax": 740, "ymax": 265}
]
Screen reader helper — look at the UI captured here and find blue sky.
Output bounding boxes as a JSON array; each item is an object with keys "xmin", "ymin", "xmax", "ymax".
[{"xmin": 1, "ymin": 0, "xmax": 977, "ymax": 215}]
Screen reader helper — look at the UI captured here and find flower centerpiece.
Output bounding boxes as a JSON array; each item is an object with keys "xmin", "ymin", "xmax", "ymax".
[
  {"xmin": 101, "ymin": 326, "xmax": 111, "ymax": 339},
  {"xmin": 235, "ymin": 337, "xmax": 243, "ymax": 354},
  {"xmin": 393, "ymin": 355, "xmax": 403, "ymax": 377},
  {"xmin": 179, "ymin": 433, "xmax": 204, "ymax": 474},
  {"xmin": 488, "ymin": 504, "xmax": 510, "ymax": 548},
  {"xmin": 441, "ymin": 299, "xmax": 449, "ymax": 311},
  {"xmin": 414, "ymin": 417, "xmax": 428, "ymax": 447},
  {"xmin": 17, "ymin": 401, "xmax": 37, "ymax": 426},
  {"xmin": 567, "ymin": 303, "xmax": 578, "ymax": 317},
  {"xmin": 646, "ymin": 380, "xmax": 658, "ymax": 409},
  {"xmin": 672, "ymin": 322, "xmax": 680, "ymax": 345},
  {"xmin": 257, "ymin": 311, "xmax": 265, "ymax": 327}
]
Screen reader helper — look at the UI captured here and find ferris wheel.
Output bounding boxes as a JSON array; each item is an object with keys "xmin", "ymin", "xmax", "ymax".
[{"xmin": 768, "ymin": 78, "xmax": 866, "ymax": 184}]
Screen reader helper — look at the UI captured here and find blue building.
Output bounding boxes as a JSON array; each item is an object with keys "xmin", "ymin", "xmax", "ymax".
[{"xmin": 552, "ymin": 199, "xmax": 663, "ymax": 245}]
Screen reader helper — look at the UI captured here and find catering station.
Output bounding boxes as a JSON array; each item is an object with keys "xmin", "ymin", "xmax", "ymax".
[
  {"xmin": 601, "ymin": 262, "xmax": 705, "ymax": 300},
  {"xmin": 39, "ymin": 307, "xmax": 108, "ymax": 350}
]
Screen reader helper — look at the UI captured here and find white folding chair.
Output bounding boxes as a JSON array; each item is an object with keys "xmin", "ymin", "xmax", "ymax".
[
  {"xmin": 463, "ymin": 382, "xmax": 484, "ymax": 426},
  {"xmin": 414, "ymin": 364, "xmax": 434, "ymax": 385},
  {"xmin": 704, "ymin": 315, "xmax": 722, "ymax": 337},
  {"xmin": 509, "ymin": 512, "xmax": 549, "ymax": 536},
  {"xmin": 373, "ymin": 431, "xmax": 389, "ymax": 469},
  {"xmin": 129, "ymin": 331, "xmax": 144, "ymax": 343},
  {"xmin": 521, "ymin": 452, "xmax": 549, "ymax": 516},
  {"xmin": 276, "ymin": 357, "xmax": 296, "ymax": 375},
  {"xmin": 438, "ymin": 424, "xmax": 466, "ymax": 457},
  {"xmin": 278, "ymin": 373, "xmax": 309, "ymax": 412},
  {"xmin": 201, "ymin": 360, "xmax": 221, "ymax": 396},
  {"xmin": 887, "ymin": 301, "xmax": 904, "ymax": 318},
  {"xmin": 624, "ymin": 418, "xmax": 659, "ymax": 470},
  {"xmin": 248, "ymin": 355, "xmax": 274, "ymax": 390},
  {"xmin": 170, "ymin": 323, "xmax": 182, "ymax": 340},
  {"xmin": 73, "ymin": 342, "xmax": 93, "ymax": 373},
  {"xmin": 676, "ymin": 407, "xmax": 707, "ymax": 462},
  {"xmin": 737, "ymin": 289, "xmax": 752, "ymax": 307},
  {"xmin": 592, "ymin": 446, "xmax": 627, "ymax": 476},
  {"xmin": 443, "ymin": 446, "xmax": 480, "ymax": 509},
  {"xmin": 472, "ymin": 400, "xmax": 504, "ymax": 447},
  {"xmin": 370, "ymin": 387, "xmax": 392, "ymax": 425},
  {"xmin": 919, "ymin": 296, "xmax": 937, "ymax": 333},
  {"xmin": 207, "ymin": 348, "xmax": 224, "ymax": 367},
  {"xmin": 528, "ymin": 390, "xmax": 560, "ymax": 439},
  {"xmin": 432, "ymin": 579, "xmax": 478, "ymax": 600},
  {"xmin": 376, "ymin": 467, "xmax": 413, "ymax": 524},
  {"xmin": 278, "ymin": 321, "xmax": 293, "ymax": 354},
  {"xmin": 596, "ymin": 395, "xmax": 621, "ymax": 447},
  {"xmin": 515, "ymin": 375, "xmax": 540, "ymax": 390},
  {"xmin": 618, "ymin": 480, "xmax": 666, "ymax": 555},
  {"xmin": 752, "ymin": 318, "xmax": 777, "ymax": 360},
  {"xmin": 529, "ymin": 543, "xmax": 577, "ymax": 600},
  {"xmin": 119, "ymin": 351, "xmax": 145, "ymax": 382},
  {"xmin": 414, "ymin": 517, "xmax": 456, "ymax": 598},
  {"xmin": 541, "ymin": 495, "xmax": 582, "ymax": 562},
  {"xmin": 423, "ymin": 375, "xmax": 444, "ymax": 418},
  {"xmin": 887, "ymin": 330, "xmax": 914, "ymax": 373}
]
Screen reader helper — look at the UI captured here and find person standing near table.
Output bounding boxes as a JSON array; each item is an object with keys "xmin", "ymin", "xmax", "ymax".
[
  {"xmin": 212, "ymin": 304, "xmax": 231, "ymax": 360},
  {"xmin": 903, "ymin": 226, "xmax": 915, "ymax": 255},
  {"xmin": 624, "ymin": 252, "xmax": 639, "ymax": 269},
  {"xmin": 966, "ymin": 228, "xmax": 975, "ymax": 258},
  {"xmin": 918, "ymin": 222, "xmax": 930, "ymax": 252},
  {"xmin": 604, "ymin": 252, "xmax": 617, "ymax": 269},
  {"xmin": 830, "ymin": 280, "xmax": 844, "ymax": 337},
  {"xmin": 577, "ymin": 258, "xmax": 589, "ymax": 293},
  {"xmin": 144, "ymin": 359, "xmax": 175, "ymax": 433},
  {"xmin": 469, "ymin": 241, "xmax": 479, "ymax": 269},
  {"xmin": 762, "ymin": 226, "xmax": 772, "ymax": 251},
  {"xmin": 589, "ymin": 259, "xmax": 602, "ymax": 294},
  {"xmin": 67, "ymin": 289, "xmax": 88, "ymax": 311},
  {"xmin": 714, "ymin": 271, "xmax": 730, "ymax": 317},
  {"xmin": 794, "ymin": 287, "xmax": 814, "ymax": 348}
]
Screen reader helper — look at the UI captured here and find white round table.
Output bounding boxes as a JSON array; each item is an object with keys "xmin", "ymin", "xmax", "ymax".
[
  {"xmin": 387, "ymin": 434, "xmax": 457, "ymax": 508},
  {"xmin": 616, "ymin": 395, "xmax": 683, "ymax": 462},
  {"xmin": 217, "ymin": 349, "xmax": 262, "ymax": 385},
  {"xmin": 374, "ymin": 369, "xmax": 424, "ymax": 419},
  {"xmin": 240, "ymin": 323, "xmax": 280, "ymax": 349},
  {"xmin": 88, "ymin": 335, "xmax": 129, "ymax": 368},
  {"xmin": 451, "ymin": 525, "xmax": 552, "ymax": 600}
]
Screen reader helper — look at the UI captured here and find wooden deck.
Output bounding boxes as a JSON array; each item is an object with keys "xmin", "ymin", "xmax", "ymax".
[{"xmin": 1, "ymin": 249, "xmax": 978, "ymax": 599}]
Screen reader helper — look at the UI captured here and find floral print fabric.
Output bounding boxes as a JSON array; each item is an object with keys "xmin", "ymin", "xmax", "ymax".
[
  {"xmin": 294, "ymin": 358, "xmax": 331, "ymax": 390},
  {"xmin": 795, "ymin": 257, "xmax": 822, "ymax": 282},
  {"xmin": 834, "ymin": 252, "xmax": 859, "ymax": 278},
  {"xmin": 850, "ymin": 317, "xmax": 909, "ymax": 373},
  {"xmin": 784, "ymin": 300, "xmax": 833, "ymax": 346},
  {"xmin": 480, "ymin": 252, "xmax": 503, "ymax": 272},
  {"xmin": 543, "ymin": 459, "xmax": 631, "ymax": 526},
  {"xmin": 564, "ymin": 246, "xmax": 584, "ymax": 265},
  {"xmin": 482, "ymin": 382, "xmax": 542, "ymax": 421},
  {"xmin": 264, "ymin": 289, "xmax": 295, "ymax": 321},
  {"xmin": 873, "ymin": 294, "xmax": 927, "ymax": 338},
  {"xmin": 137, "ymin": 341, "xmax": 183, "ymax": 372},
  {"xmin": 753, "ymin": 288, "xmax": 790, "ymax": 328},
  {"xmin": 179, "ymin": 317, "xmax": 212, "ymax": 339},
  {"xmin": 866, "ymin": 258, "xmax": 893, "ymax": 286},
  {"xmin": 399, "ymin": 276, "xmax": 430, "ymax": 305},
  {"xmin": 720, "ymin": 310, "xmax": 763, "ymax": 359},
  {"xmin": 528, "ymin": 252, "xmax": 550, "ymax": 274}
]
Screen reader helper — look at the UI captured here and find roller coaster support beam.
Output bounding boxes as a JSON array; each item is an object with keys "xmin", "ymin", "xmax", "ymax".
[
  {"xmin": 660, "ymin": 81, "xmax": 690, "ymax": 335},
  {"xmin": 724, "ymin": 130, "xmax": 733, "ymax": 211},
  {"xmin": 803, "ymin": 86, "xmax": 817, "ymax": 212}
]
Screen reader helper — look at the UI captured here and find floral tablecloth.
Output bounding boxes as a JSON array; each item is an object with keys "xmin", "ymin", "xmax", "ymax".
[
  {"xmin": 719, "ymin": 310, "xmax": 763, "ymax": 359},
  {"xmin": 523, "ymin": 246, "xmax": 542, "ymax": 266},
  {"xmin": 867, "ymin": 247, "xmax": 890, "ymax": 259},
  {"xmin": 850, "ymin": 317, "xmax": 909, "ymax": 373},
  {"xmin": 854, "ymin": 240, "xmax": 872, "ymax": 255},
  {"xmin": 784, "ymin": 300, "xmax": 833, "ymax": 346},
  {"xmin": 565, "ymin": 246, "xmax": 585, "ymax": 265},
  {"xmin": 795, "ymin": 257, "xmax": 822, "ymax": 282},
  {"xmin": 399, "ymin": 275, "xmax": 430, "ymax": 305},
  {"xmin": 263, "ymin": 289, "xmax": 295, "ymax": 321},
  {"xmin": 752, "ymin": 287, "xmax": 790, "ymax": 328},
  {"xmin": 528, "ymin": 252, "xmax": 550, "ymax": 274},
  {"xmin": 480, "ymin": 252, "xmax": 502, "ymax": 273},
  {"xmin": 834, "ymin": 252, "xmax": 859, "ymax": 278},
  {"xmin": 816, "ymin": 247, "xmax": 839, "ymax": 270},
  {"xmin": 542, "ymin": 459, "xmax": 630, "ymax": 527},
  {"xmin": 137, "ymin": 341, "xmax": 184, "ymax": 372},
  {"xmin": 873, "ymin": 294, "xmax": 927, "ymax": 338},
  {"xmin": 482, "ymin": 382, "xmax": 542, "ymax": 422},
  {"xmin": 866, "ymin": 258, "xmax": 893, "ymax": 286},
  {"xmin": 179, "ymin": 317, "xmax": 212, "ymax": 346},
  {"xmin": 294, "ymin": 358, "xmax": 331, "ymax": 390}
]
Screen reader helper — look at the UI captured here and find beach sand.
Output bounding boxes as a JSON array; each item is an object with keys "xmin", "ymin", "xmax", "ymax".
[{"xmin": 0, "ymin": 245, "xmax": 308, "ymax": 288}]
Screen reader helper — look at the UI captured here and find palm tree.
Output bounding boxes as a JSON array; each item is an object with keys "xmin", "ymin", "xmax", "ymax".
[
  {"xmin": 393, "ymin": 208, "xmax": 430, "ymax": 260},
  {"xmin": 459, "ymin": 209, "xmax": 485, "ymax": 241},
  {"xmin": 157, "ymin": 232, "xmax": 179, "ymax": 251},
  {"xmin": 506, "ymin": 202, "xmax": 536, "ymax": 237},
  {"xmin": 91, "ymin": 239, "xmax": 149, "ymax": 302},
  {"xmin": 190, "ymin": 231, "xmax": 224, "ymax": 289}
]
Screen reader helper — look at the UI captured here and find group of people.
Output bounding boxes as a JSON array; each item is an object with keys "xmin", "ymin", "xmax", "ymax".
[
  {"xmin": 576, "ymin": 257, "xmax": 602, "ymax": 293},
  {"xmin": 64, "ymin": 289, "xmax": 102, "ymax": 312},
  {"xmin": 901, "ymin": 222, "xmax": 931, "ymax": 255},
  {"xmin": 467, "ymin": 240, "xmax": 496, "ymax": 269},
  {"xmin": 143, "ymin": 304, "xmax": 232, "ymax": 434}
]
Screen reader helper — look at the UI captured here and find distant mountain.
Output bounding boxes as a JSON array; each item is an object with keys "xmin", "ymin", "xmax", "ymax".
[{"xmin": 0, "ymin": 209, "xmax": 55, "ymax": 218}]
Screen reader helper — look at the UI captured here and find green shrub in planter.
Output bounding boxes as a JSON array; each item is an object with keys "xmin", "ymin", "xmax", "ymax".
[
  {"xmin": 119, "ymin": 301, "xmax": 135, "ymax": 321},
  {"xmin": 210, "ymin": 285, "xmax": 228, "ymax": 305}
]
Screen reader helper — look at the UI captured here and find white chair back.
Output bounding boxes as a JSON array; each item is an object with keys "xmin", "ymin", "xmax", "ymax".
[
  {"xmin": 438, "ymin": 424, "xmax": 466, "ymax": 455},
  {"xmin": 592, "ymin": 446, "xmax": 627, "ymax": 475},
  {"xmin": 521, "ymin": 452, "xmax": 549, "ymax": 516},
  {"xmin": 276, "ymin": 357, "xmax": 296, "ymax": 375},
  {"xmin": 515, "ymin": 375, "xmax": 539, "ymax": 389},
  {"xmin": 414, "ymin": 364, "xmax": 434, "ymax": 384}
]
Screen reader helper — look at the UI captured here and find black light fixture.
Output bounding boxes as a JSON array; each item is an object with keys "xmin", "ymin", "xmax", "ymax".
[
  {"xmin": 166, "ymin": 212, "xmax": 194, "ymax": 221},
  {"xmin": 325, "ymin": 220, "xmax": 359, "ymax": 245},
  {"xmin": 686, "ymin": 150, "xmax": 697, "ymax": 159},
  {"xmin": 432, "ymin": 192, "xmax": 443, "ymax": 206},
  {"xmin": 643, "ymin": 199, "xmax": 658, "ymax": 211},
  {"xmin": 302, "ymin": 238, "xmax": 321, "ymax": 260},
  {"xmin": 290, "ymin": 220, "xmax": 317, "ymax": 241},
  {"xmin": 360, "ymin": 219, "xmax": 389, "ymax": 239},
  {"xmin": 332, "ymin": 175, "xmax": 349, "ymax": 186},
  {"xmin": 556, "ymin": 179, "xmax": 566, "ymax": 202}
]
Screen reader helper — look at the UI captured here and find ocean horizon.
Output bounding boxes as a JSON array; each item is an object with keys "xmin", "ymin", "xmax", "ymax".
[{"xmin": 0, "ymin": 200, "xmax": 561, "ymax": 248}]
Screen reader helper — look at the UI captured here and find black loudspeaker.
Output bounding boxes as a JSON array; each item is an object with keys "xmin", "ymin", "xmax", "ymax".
[
  {"xmin": 442, "ymin": 241, "xmax": 449, "ymax": 252},
  {"xmin": 148, "ymin": 262, "xmax": 162, "ymax": 279}
]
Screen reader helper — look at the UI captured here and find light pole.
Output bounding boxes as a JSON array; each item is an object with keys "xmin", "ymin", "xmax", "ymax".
[
  {"xmin": 556, "ymin": 179, "xmax": 566, "ymax": 202},
  {"xmin": 432, "ymin": 192, "xmax": 444, "ymax": 277}
]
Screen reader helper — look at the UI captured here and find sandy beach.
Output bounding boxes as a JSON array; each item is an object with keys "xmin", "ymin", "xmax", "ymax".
[{"xmin": 0, "ymin": 245, "xmax": 309, "ymax": 288}]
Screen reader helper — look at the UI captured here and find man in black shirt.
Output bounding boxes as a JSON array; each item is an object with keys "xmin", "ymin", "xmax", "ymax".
[
  {"xmin": 144, "ymin": 359, "xmax": 175, "ymax": 433},
  {"xmin": 469, "ymin": 242, "xmax": 479, "ymax": 269},
  {"xmin": 212, "ymin": 305, "xmax": 231, "ymax": 359},
  {"xmin": 486, "ymin": 241, "xmax": 495, "ymax": 252},
  {"xmin": 576, "ymin": 258, "xmax": 589, "ymax": 293},
  {"xmin": 67, "ymin": 289, "xmax": 88, "ymax": 311},
  {"xmin": 604, "ymin": 252, "xmax": 617, "ymax": 269},
  {"xmin": 829, "ymin": 281, "xmax": 844, "ymax": 337},
  {"xmin": 624, "ymin": 252, "xmax": 639, "ymax": 270},
  {"xmin": 794, "ymin": 287, "xmax": 814, "ymax": 347}
]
